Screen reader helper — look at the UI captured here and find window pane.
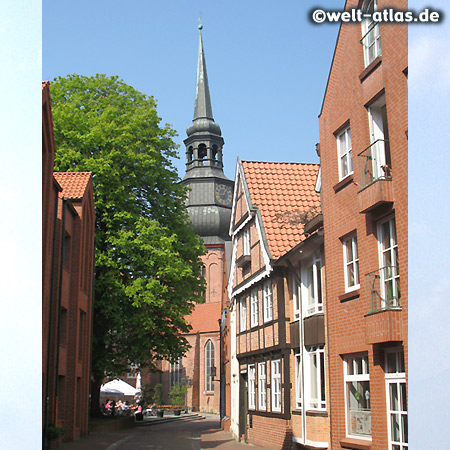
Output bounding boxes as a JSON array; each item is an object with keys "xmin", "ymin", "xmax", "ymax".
[
  {"xmin": 311, "ymin": 353, "xmax": 318, "ymax": 400},
  {"xmin": 320, "ymin": 352, "xmax": 326, "ymax": 402},
  {"xmin": 390, "ymin": 383, "xmax": 399, "ymax": 411},
  {"xmin": 400, "ymin": 383, "xmax": 407, "ymax": 412},
  {"xmin": 402, "ymin": 414, "xmax": 408, "ymax": 443},
  {"xmin": 387, "ymin": 352, "xmax": 397, "ymax": 373},
  {"xmin": 391, "ymin": 413, "xmax": 400, "ymax": 442}
]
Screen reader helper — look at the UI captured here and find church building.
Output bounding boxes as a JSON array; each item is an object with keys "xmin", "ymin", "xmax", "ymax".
[{"xmin": 150, "ymin": 25, "xmax": 233, "ymax": 415}]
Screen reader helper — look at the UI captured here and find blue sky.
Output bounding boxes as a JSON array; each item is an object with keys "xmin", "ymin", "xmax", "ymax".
[
  {"xmin": 1, "ymin": 0, "xmax": 449, "ymax": 448},
  {"xmin": 42, "ymin": 0, "xmax": 344, "ymax": 179}
]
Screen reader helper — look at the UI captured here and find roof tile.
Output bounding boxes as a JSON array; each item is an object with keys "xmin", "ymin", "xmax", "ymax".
[
  {"xmin": 242, "ymin": 161, "xmax": 320, "ymax": 260},
  {"xmin": 53, "ymin": 172, "xmax": 92, "ymax": 199}
]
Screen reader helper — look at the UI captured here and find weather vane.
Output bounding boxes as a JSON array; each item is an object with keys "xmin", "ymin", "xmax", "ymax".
[{"xmin": 198, "ymin": 12, "xmax": 203, "ymax": 30}]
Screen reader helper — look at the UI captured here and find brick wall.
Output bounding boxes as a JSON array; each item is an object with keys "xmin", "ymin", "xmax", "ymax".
[{"xmin": 319, "ymin": 1, "xmax": 408, "ymax": 448}]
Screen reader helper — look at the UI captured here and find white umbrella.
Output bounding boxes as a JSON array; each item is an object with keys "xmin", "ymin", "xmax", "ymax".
[
  {"xmin": 101, "ymin": 379, "xmax": 137, "ymax": 396},
  {"xmin": 136, "ymin": 372, "xmax": 142, "ymax": 392}
]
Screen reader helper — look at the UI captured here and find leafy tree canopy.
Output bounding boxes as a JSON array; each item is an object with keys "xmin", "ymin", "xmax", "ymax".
[{"xmin": 51, "ymin": 74, "xmax": 205, "ymax": 392}]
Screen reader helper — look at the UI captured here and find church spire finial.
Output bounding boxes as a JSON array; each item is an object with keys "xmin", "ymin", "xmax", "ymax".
[{"xmin": 193, "ymin": 21, "xmax": 213, "ymax": 121}]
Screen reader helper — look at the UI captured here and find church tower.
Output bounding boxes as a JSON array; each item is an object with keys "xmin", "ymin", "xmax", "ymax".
[{"xmin": 182, "ymin": 25, "xmax": 234, "ymax": 247}]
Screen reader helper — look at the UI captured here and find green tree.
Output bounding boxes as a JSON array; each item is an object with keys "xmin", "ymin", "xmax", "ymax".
[{"xmin": 50, "ymin": 74, "xmax": 205, "ymax": 416}]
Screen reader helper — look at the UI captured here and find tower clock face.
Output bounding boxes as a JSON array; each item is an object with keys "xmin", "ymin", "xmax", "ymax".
[{"xmin": 215, "ymin": 184, "xmax": 232, "ymax": 206}]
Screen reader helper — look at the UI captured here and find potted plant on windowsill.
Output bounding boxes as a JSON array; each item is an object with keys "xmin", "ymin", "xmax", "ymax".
[{"xmin": 46, "ymin": 425, "xmax": 66, "ymax": 449}]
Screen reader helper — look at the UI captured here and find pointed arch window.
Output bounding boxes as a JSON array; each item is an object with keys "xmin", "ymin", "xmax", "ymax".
[{"xmin": 205, "ymin": 340, "xmax": 215, "ymax": 392}]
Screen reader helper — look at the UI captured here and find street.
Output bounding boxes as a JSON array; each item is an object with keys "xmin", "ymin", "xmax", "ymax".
[{"xmin": 61, "ymin": 414, "xmax": 273, "ymax": 450}]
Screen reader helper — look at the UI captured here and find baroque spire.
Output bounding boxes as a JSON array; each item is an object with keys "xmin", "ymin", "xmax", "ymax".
[{"xmin": 194, "ymin": 24, "xmax": 213, "ymax": 120}]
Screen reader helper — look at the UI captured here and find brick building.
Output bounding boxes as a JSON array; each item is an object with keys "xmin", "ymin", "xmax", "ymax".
[
  {"xmin": 42, "ymin": 82, "xmax": 95, "ymax": 445},
  {"xmin": 228, "ymin": 160, "xmax": 327, "ymax": 450},
  {"xmin": 147, "ymin": 26, "xmax": 233, "ymax": 415},
  {"xmin": 318, "ymin": 1, "xmax": 408, "ymax": 449}
]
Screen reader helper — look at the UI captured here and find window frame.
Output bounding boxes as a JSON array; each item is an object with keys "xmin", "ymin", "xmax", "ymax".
[
  {"xmin": 250, "ymin": 290, "xmax": 259, "ymax": 328},
  {"xmin": 258, "ymin": 362, "xmax": 267, "ymax": 411},
  {"xmin": 271, "ymin": 359, "xmax": 282, "ymax": 412},
  {"xmin": 263, "ymin": 282, "xmax": 273, "ymax": 322},
  {"xmin": 302, "ymin": 251, "xmax": 323, "ymax": 317},
  {"xmin": 305, "ymin": 346, "xmax": 326, "ymax": 410},
  {"xmin": 295, "ymin": 353, "xmax": 302, "ymax": 409},
  {"xmin": 293, "ymin": 274, "xmax": 301, "ymax": 321},
  {"xmin": 205, "ymin": 341, "xmax": 215, "ymax": 392},
  {"xmin": 377, "ymin": 216, "xmax": 400, "ymax": 308},
  {"xmin": 385, "ymin": 349, "xmax": 408, "ymax": 450},
  {"xmin": 240, "ymin": 296, "xmax": 247, "ymax": 332},
  {"xmin": 344, "ymin": 353, "xmax": 372, "ymax": 440},
  {"xmin": 337, "ymin": 126, "xmax": 353, "ymax": 181},
  {"xmin": 248, "ymin": 364, "xmax": 256, "ymax": 410},
  {"xmin": 170, "ymin": 358, "xmax": 182, "ymax": 388},
  {"xmin": 243, "ymin": 228, "xmax": 251, "ymax": 256},
  {"xmin": 361, "ymin": 0, "xmax": 381, "ymax": 67},
  {"xmin": 343, "ymin": 235, "xmax": 360, "ymax": 292}
]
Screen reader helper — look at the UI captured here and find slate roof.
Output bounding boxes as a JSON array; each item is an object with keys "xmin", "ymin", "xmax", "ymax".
[
  {"xmin": 185, "ymin": 302, "xmax": 221, "ymax": 334},
  {"xmin": 241, "ymin": 161, "xmax": 321, "ymax": 260},
  {"xmin": 53, "ymin": 172, "xmax": 92, "ymax": 199}
]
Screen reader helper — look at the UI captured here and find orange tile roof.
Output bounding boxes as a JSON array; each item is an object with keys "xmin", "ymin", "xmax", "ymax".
[
  {"xmin": 185, "ymin": 302, "xmax": 221, "ymax": 334},
  {"xmin": 242, "ymin": 161, "xmax": 320, "ymax": 260},
  {"xmin": 53, "ymin": 172, "xmax": 92, "ymax": 199}
]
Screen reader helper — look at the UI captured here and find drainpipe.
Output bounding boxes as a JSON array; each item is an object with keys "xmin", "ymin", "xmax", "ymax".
[
  {"xmin": 218, "ymin": 317, "xmax": 223, "ymax": 424},
  {"xmin": 43, "ymin": 185, "xmax": 61, "ymax": 449}
]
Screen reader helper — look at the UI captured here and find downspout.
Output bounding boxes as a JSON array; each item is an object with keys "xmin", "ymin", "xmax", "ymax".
[
  {"xmin": 88, "ymin": 216, "xmax": 95, "ymax": 425},
  {"xmin": 43, "ymin": 185, "xmax": 61, "ymax": 449},
  {"xmin": 218, "ymin": 317, "xmax": 223, "ymax": 424}
]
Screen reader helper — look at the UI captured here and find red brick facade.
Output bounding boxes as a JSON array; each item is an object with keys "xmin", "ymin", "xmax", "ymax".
[
  {"xmin": 42, "ymin": 82, "xmax": 95, "ymax": 445},
  {"xmin": 318, "ymin": 1, "xmax": 408, "ymax": 449}
]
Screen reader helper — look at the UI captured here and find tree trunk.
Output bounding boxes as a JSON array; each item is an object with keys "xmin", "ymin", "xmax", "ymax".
[{"xmin": 90, "ymin": 379, "xmax": 103, "ymax": 418}]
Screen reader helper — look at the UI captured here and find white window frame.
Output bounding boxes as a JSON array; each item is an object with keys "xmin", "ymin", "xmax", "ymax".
[
  {"xmin": 385, "ymin": 349, "xmax": 407, "ymax": 450},
  {"xmin": 240, "ymin": 297, "xmax": 247, "ymax": 332},
  {"xmin": 250, "ymin": 290, "xmax": 259, "ymax": 328},
  {"xmin": 305, "ymin": 346, "xmax": 326, "ymax": 410},
  {"xmin": 258, "ymin": 362, "xmax": 267, "ymax": 411},
  {"xmin": 295, "ymin": 353, "xmax": 302, "ymax": 409},
  {"xmin": 337, "ymin": 126, "xmax": 353, "ymax": 180},
  {"xmin": 343, "ymin": 235, "xmax": 360, "ymax": 292},
  {"xmin": 293, "ymin": 275, "xmax": 301, "ymax": 321},
  {"xmin": 302, "ymin": 251, "xmax": 323, "ymax": 316},
  {"xmin": 205, "ymin": 341, "xmax": 215, "ymax": 392},
  {"xmin": 361, "ymin": 0, "xmax": 381, "ymax": 67},
  {"xmin": 248, "ymin": 364, "xmax": 256, "ymax": 410},
  {"xmin": 263, "ymin": 282, "xmax": 273, "ymax": 322},
  {"xmin": 344, "ymin": 353, "xmax": 371, "ymax": 439},
  {"xmin": 243, "ymin": 228, "xmax": 251, "ymax": 256},
  {"xmin": 271, "ymin": 359, "xmax": 282, "ymax": 412},
  {"xmin": 378, "ymin": 216, "xmax": 400, "ymax": 308}
]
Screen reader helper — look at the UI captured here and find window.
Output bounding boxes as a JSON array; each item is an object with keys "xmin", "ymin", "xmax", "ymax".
[
  {"xmin": 240, "ymin": 297, "xmax": 247, "ymax": 332},
  {"xmin": 361, "ymin": 0, "xmax": 381, "ymax": 67},
  {"xmin": 378, "ymin": 217, "xmax": 400, "ymax": 308},
  {"xmin": 293, "ymin": 275, "xmax": 301, "ymax": 320},
  {"xmin": 385, "ymin": 350, "xmax": 408, "ymax": 450},
  {"xmin": 295, "ymin": 353, "xmax": 302, "ymax": 409},
  {"xmin": 271, "ymin": 359, "xmax": 282, "ymax": 412},
  {"xmin": 205, "ymin": 341, "xmax": 215, "ymax": 392},
  {"xmin": 303, "ymin": 251, "xmax": 323, "ymax": 316},
  {"xmin": 170, "ymin": 358, "xmax": 182, "ymax": 387},
  {"xmin": 263, "ymin": 282, "xmax": 273, "ymax": 322},
  {"xmin": 367, "ymin": 95, "xmax": 391, "ymax": 184},
  {"xmin": 258, "ymin": 362, "xmax": 267, "ymax": 410},
  {"xmin": 250, "ymin": 290, "xmax": 259, "ymax": 328},
  {"xmin": 306, "ymin": 346, "xmax": 326, "ymax": 410},
  {"xmin": 337, "ymin": 127, "xmax": 353, "ymax": 180},
  {"xmin": 344, "ymin": 354, "xmax": 371, "ymax": 438},
  {"xmin": 248, "ymin": 364, "xmax": 256, "ymax": 409},
  {"xmin": 243, "ymin": 228, "xmax": 250, "ymax": 256},
  {"xmin": 343, "ymin": 235, "xmax": 360, "ymax": 291}
]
